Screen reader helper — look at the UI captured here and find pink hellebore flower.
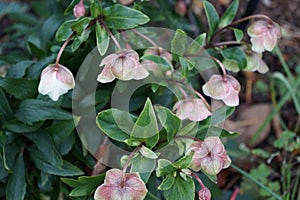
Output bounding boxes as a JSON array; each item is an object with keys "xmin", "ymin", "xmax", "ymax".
[
  {"xmin": 247, "ymin": 20, "xmax": 281, "ymax": 53},
  {"xmin": 187, "ymin": 136, "xmax": 231, "ymax": 175},
  {"xmin": 202, "ymin": 75, "xmax": 240, "ymax": 107},
  {"xmin": 245, "ymin": 51, "xmax": 269, "ymax": 73},
  {"xmin": 73, "ymin": 0, "xmax": 86, "ymax": 18},
  {"xmin": 198, "ymin": 187, "xmax": 211, "ymax": 200},
  {"xmin": 94, "ymin": 169, "xmax": 148, "ymax": 200},
  {"xmin": 97, "ymin": 49, "xmax": 149, "ymax": 83},
  {"xmin": 173, "ymin": 98, "xmax": 211, "ymax": 122},
  {"xmin": 38, "ymin": 64, "xmax": 75, "ymax": 101}
]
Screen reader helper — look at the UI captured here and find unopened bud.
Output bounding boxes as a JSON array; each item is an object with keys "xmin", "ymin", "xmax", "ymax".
[
  {"xmin": 119, "ymin": 0, "xmax": 134, "ymax": 5},
  {"xmin": 73, "ymin": 0, "xmax": 86, "ymax": 18},
  {"xmin": 198, "ymin": 187, "xmax": 211, "ymax": 200},
  {"xmin": 175, "ymin": 0, "xmax": 187, "ymax": 16}
]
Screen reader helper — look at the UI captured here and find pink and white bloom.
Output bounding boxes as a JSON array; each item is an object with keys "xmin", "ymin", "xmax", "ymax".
[
  {"xmin": 245, "ymin": 51, "xmax": 269, "ymax": 73},
  {"xmin": 97, "ymin": 49, "xmax": 149, "ymax": 83},
  {"xmin": 38, "ymin": 64, "xmax": 75, "ymax": 101},
  {"xmin": 247, "ymin": 20, "xmax": 281, "ymax": 53},
  {"xmin": 94, "ymin": 169, "xmax": 148, "ymax": 200},
  {"xmin": 73, "ymin": 0, "xmax": 86, "ymax": 18},
  {"xmin": 198, "ymin": 187, "xmax": 211, "ymax": 200},
  {"xmin": 187, "ymin": 136, "xmax": 231, "ymax": 175},
  {"xmin": 202, "ymin": 75, "xmax": 240, "ymax": 107},
  {"xmin": 173, "ymin": 98, "xmax": 211, "ymax": 122}
]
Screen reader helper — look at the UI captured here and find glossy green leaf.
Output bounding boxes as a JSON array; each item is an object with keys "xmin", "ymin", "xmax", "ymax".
[
  {"xmin": 131, "ymin": 98, "xmax": 159, "ymax": 148},
  {"xmin": 139, "ymin": 145, "xmax": 158, "ymax": 159},
  {"xmin": 15, "ymin": 99, "xmax": 73, "ymax": 125},
  {"xmin": 4, "ymin": 120, "xmax": 43, "ymax": 133},
  {"xmin": 141, "ymin": 55, "xmax": 172, "ymax": 71},
  {"xmin": 156, "ymin": 159, "xmax": 176, "ymax": 177},
  {"xmin": 46, "ymin": 119, "xmax": 77, "ymax": 145},
  {"xmin": 104, "ymin": 5, "xmax": 150, "ymax": 29},
  {"xmin": 221, "ymin": 47, "xmax": 247, "ymax": 69},
  {"xmin": 96, "ymin": 108, "xmax": 135, "ymax": 142},
  {"xmin": 96, "ymin": 21, "xmax": 110, "ymax": 56},
  {"xmin": 218, "ymin": 0, "xmax": 239, "ymax": 28},
  {"xmin": 172, "ymin": 153, "xmax": 193, "ymax": 169},
  {"xmin": 71, "ymin": 17, "xmax": 91, "ymax": 35},
  {"xmin": 203, "ymin": 1, "xmax": 219, "ymax": 39},
  {"xmin": 56, "ymin": 19, "xmax": 77, "ymax": 41},
  {"xmin": 130, "ymin": 154, "xmax": 156, "ymax": 183},
  {"xmin": 163, "ymin": 175, "xmax": 195, "ymax": 200},
  {"xmin": 196, "ymin": 126, "xmax": 239, "ymax": 140},
  {"xmin": 0, "ymin": 77, "xmax": 38, "ymax": 99},
  {"xmin": 158, "ymin": 174, "xmax": 175, "ymax": 190},
  {"xmin": 155, "ymin": 105, "xmax": 180, "ymax": 143},
  {"xmin": 90, "ymin": 0, "xmax": 102, "ymax": 18},
  {"xmin": 6, "ymin": 153, "xmax": 26, "ymax": 200},
  {"xmin": 232, "ymin": 28, "xmax": 244, "ymax": 42},
  {"xmin": 171, "ymin": 29, "xmax": 187, "ymax": 57},
  {"xmin": 64, "ymin": 0, "xmax": 79, "ymax": 15},
  {"xmin": 187, "ymin": 33, "xmax": 206, "ymax": 54},
  {"xmin": 71, "ymin": 28, "xmax": 91, "ymax": 52},
  {"xmin": 6, "ymin": 60, "xmax": 35, "ymax": 78},
  {"xmin": 0, "ymin": 89, "xmax": 13, "ymax": 120}
]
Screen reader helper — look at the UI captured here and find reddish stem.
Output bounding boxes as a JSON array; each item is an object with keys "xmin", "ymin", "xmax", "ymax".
[
  {"xmin": 122, "ymin": 144, "xmax": 143, "ymax": 173},
  {"xmin": 55, "ymin": 33, "xmax": 75, "ymax": 66},
  {"xmin": 191, "ymin": 172, "xmax": 205, "ymax": 188}
]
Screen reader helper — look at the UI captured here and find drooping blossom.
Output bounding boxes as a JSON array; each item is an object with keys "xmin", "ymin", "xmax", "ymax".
[
  {"xmin": 97, "ymin": 49, "xmax": 149, "ymax": 83},
  {"xmin": 173, "ymin": 98, "xmax": 211, "ymax": 122},
  {"xmin": 142, "ymin": 47, "xmax": 172, "ymax": 77},
  {"xmin": 247, "ymin": 20, "xmax": 281, "ymax": 53},
  {"xmin": 73, "ymin": 0, "xmax": 86, "ymax": 18},
  {"xmin": 38, "ymin": 64, "xmax": 75, "ymax": 101},
  {"xmin": 244, "ymin": 51, "xmax": 269, "ymax": 73},
  {"xmin": 187, "ymin": 136, "xmax": 231, "ymax": 175},
  {"xmin": 94, "ymin": 169, "xmax": 148, "ymax": 200},
  {"xmin": 202, "ymin": 75, "xmax": 240, "ymax": 107},
  {"xmin": 198, "ymin": 187, "xmax": 211, "ymax": 200}
]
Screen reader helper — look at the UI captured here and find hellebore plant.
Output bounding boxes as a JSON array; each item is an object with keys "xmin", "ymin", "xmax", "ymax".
[{"xmin": 32, "ymin": 0, "xmax": 282, "ymax": 200}]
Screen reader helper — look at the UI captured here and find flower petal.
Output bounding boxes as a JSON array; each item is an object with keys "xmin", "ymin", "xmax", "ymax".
[
  {"xmin": 202, "ymin": 75, "xmax": 227, "ymax": 99},
  {"xmin": 263, "ymin": 29, "xmax": 277, "ymax": 51},
  {"xmin": 250, "ymin": 36, "xmax": 266, "ymax": 53},
  {"xmin": 223, "ymin": 89, "xmax": 239, "ymax": 107},
  {"xmin": 38, "ymin": 68, "xmax": 56, "ymax": 95},
  {"xmin": 97, "ymin": 66, "xmax": 116, "ymax": 83}
]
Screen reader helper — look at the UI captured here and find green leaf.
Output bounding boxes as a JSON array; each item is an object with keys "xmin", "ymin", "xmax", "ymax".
[
  {"xmin": 158, "ymin": 174, "xmax": 175, "ymax": 190},
  {"xmin": 4, "ymin": 120, "xmax": 43, "ymax": 133},
  {"xmin": 130, "ymin": 154, "xmax": 156, "ymax": 183},
  {"xmin": 0, "ymin": 77, "xmax": 38, "ymax": 99},
  {"xmin": 104, "ymin": 5, "xmax": 149, "ymax": 29},
  {"xmin": 187, "ymin": 33, "xmax": 206, "ymax": 53},
  {"xmin": 71, "ymin": 29, "xmax": 91, "ymax": 52},
  {"xmin": 163, "ymin": 175, "xmax": 195, "ymax": 200},
  {"xmin": 196, "ymin": 126, "xmax": 239, "ymax": 140},
  {"xmin": 64, "ymin": 0, "xmax": 79, "ymax": 15},
  {"xmin": 179, "ymin": 57, "xmax": 194, "ymax": 78},
  {"xmin": 210, "ymin": 106, "xmax": 235, "ymax": 125},
  {"xmin": 221, "ymin": 47, "xmax": 247, "ymax": 69},
  {"xmin": 232, "ymin": 28, "xmax": 244, "ymax": 42},
  {"xmin": 155, "ymin": 105, "xmax": 180, "ymax": 143},
  {"xmin": 71, "ymin": 17, "xmax": 91, "ymax": 35},
  {"xmin": 56, "ymin": 19, "xmax": 77, "ymax": 41},
  {"xmin": 139, "ymin": 145, "xmax": 158, "ymax": 159},
  {"xmin": 171, "ymin": 29, "xmax": 187, "ymax": 57},
  {"xmin": 203, "ymin": 1, "xmax": 219, "ymax": 40},
  {"xmin": 156, "ymin": 159, "xmax": 176, "ymax": 177},
  {"xmin": 96, "ymin": 21, "xmax": 110, "ymax": 56},
  {"xmin": 46, "ymin": 119, "xmax": 77, "ymax": 145},
  {"xmin": 15, "ymin": 99, "xmax": 73, "ymax": 125},
  {"xmin": 141, "ymin": 55, "xmax": 172, "ymax": 71},
  {"xmin": 30, "ymin": 150, "xmax": 83, "ymax": 176},
  {"xmin": 6, "ymin": 153, "xmax": 26, "ymax": 200},
  {"xmin": 7, "ymin": 60, "xmax": 35, "ymax": 78},
  {"xmin": 90, "ymin": 0, "xmax": 103, "ymax": 18},
  {"xmin": 131, "ymin": 98, "xmax": 159, "ymax": 148},
  {"xmin": 61, "ymin": 174, "xmax": 105, "ymax": 197},
  {"xmin": 25, "ymin": 132, "xmax": 63, "ymax": 167},
  {"xmin": 218, "ymin": 0, "xmax": 239, "ymax": 28},
  {"xmin": 0, "ymin": 89, "xmax": 13, "ymax": 120},
  {"xmin": 96, "ymin": 109, "xmax": 135, "ymax": 142},
  {"xmin": 172, "ymin": 153, "xmax": 193, "ymax": 169}
]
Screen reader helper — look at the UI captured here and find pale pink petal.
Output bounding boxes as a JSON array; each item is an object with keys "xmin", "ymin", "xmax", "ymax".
[
  {"xmin": 263, "ymin": 29, "xmax": 277, "ymax": 51},
  {"xmin": 47, "ymin": 84, "xmax": 68, "ymax": 101},
  {"xmin": 257, "ymin": 59, "xmax": 269, "ymax": 73},
  {"xmin": 97, "ymin": 66, "xmax": 116, "ymax": 83},
  {"xmin": 94, "ymin": 185, "xmax": 116, "ymax": 200},
  {"xmin": 203, "ymin": 137, "xmax": 224, "ymax": 155},
  {"xmin": 174, "ymin": 100, "xmax": 194, "ymax": 120},
  {"xmin": 200, "ymin": 157, "xmax": 223, "ymax": 175},
  {"xmin": 202, "ymin": 75, "xmax": 227, "ymax": 99},
  {"xmin": 189, "ymin": 99, "xmax": 211, "ymax": 121},
  {"xmin": 220, "ymin": 153, "xmax": 231, "ymax": 169},
  {"xmin": 198, "ymin": 187, "xmax": 211, "ymax": 200},
  {"xmin": 247, "ymin": 21, "xmax": 268, "ymax": 37},
  {"xmin": 223, "ymin": 90, "xmax": 239, "ymax": 107},
  {"xmin": 56, "ymin": 65, "xmax": 75, "ymax": 89},
  {"xmin": 38, "ymin": 69, "xmax": 56, "ymax": 95},
  {"xmin": 100, "ymin": 53, "xmax": 119, "ymax": 66},
  {"xmin": 104, "ymin": 169, "xmax": 124, "ymax": 186},
  {"xmin": 250, "ymin": 36, "xmax": 265, "ymax": 53},
  {"xmin": 227, "ymin": 75, "xmax": 241, "ymax": 92}
]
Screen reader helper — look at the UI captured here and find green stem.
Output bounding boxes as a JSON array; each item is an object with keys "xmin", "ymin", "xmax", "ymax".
[
  {"xmin": 231, "ymin": 163, "xmax": 282, "ymax": 200},
  {"xmin": 274, "ymin": 45, "xmax": 293, "ymax": 83},
  {"xmin": 249, "ymin": 77, "xmax": 300, "ymax": 145}
]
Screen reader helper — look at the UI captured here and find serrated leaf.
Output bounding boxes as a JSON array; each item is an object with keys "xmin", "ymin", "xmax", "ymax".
[
  {"xmin": 155, "ymin": 105, "xmax": 180, "ymax": 143},
  {"xmin": 163, "ymin": 175, "xmax": 195, "ymax": 200},
  {"xmin": 131, "ymin": 98, "xmax": 159, "ymax": 148},
  {"xmin": 171, "ymin": 29, "xmax": 187, "ymax": 57},
  {"xmin": 203, "ymin": 1, "xmax": 219, "ymax": 40},
  {"xmin": 218, "ymin": 0, "xmax": 239, "ymax": 28},
  {"xmin": 0, "ymin": 77, "xmax": 38, "ymax": 99},
  {"xmin": 158, "ymin": 174, "xmax": 175, "ymax": 190},
  {"xmin": 96, "ymin": 109, "xmax": 135, "ymax": 142},
  {"xmin": 15, "ymin": 99, "xmax": 73, "ymax": 125},
  {"xmin": 221, "ymin": 47, "xmax": 247, "ymax": 69},
  {"xmin": 6, "ymin": 153, "xmax": 26, "ymax": 200},
  {"xmin": 96, "ymin": 21, "xmax": 110, "ymax": 56},
  {"xmin": 104, "ymin": 5, "xmax": 149, "ymax": 29}
]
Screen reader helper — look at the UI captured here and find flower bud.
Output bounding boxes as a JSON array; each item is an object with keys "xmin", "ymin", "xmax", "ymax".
[
  {"xmin": 175, "ymin": 0, "xmax": 187, "ymax": 16},
  {"xmin": 94, "ymin": 169, "xmax": 148, "ymax": 200},
  {"xmin": 247, "ymin": 20, "xmax": 281, "ymax": 53},
  {"xmin": 38, "ymin": 64, "xmax": 75, "ymax": 101},
  {"xmin": 119, "ymin": 0, "xmax": 134, "ymax": 5},
  {"xmin": 73, "ymin": 0, "xmax": 86, "ymax": 18},
  {"xmin": 202, "ymin": 75, "xmax": 240, "ymax": 107},
  {"xmin": 198, "ymin": 187, "xmax": 211, "ymax": 200}
]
